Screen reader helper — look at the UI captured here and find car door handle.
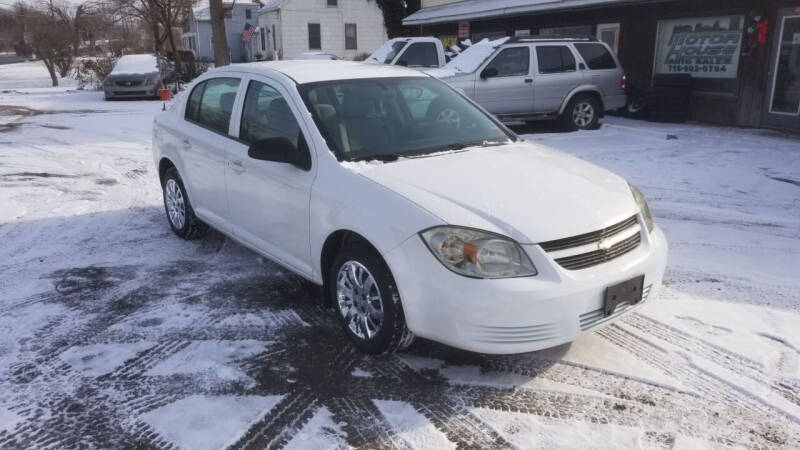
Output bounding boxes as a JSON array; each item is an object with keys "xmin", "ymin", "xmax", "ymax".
[
  {"xmin": 229, "ymin": 160, "xmax": 245, "ymax": 174},
  {"xmin": 180, "ymin": 138, "xmax": 191, "ymax": 149},
  {"xmin": 524, "ymin": 78, "xmax": 533, "ymax": 83}
]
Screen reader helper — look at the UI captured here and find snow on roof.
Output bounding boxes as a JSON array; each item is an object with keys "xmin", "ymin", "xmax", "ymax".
[
  {"xmin": 111, "ymin": 54, "xmax": 159, "ymax": 75},
  {"xmin": 259, "ymin": 0, "xmax": 288, "ymax": 12},
  {"xmin": 194, "ymin": 2, "xmax": 260, "ymax": 20},
  {"xmin": 193, "ymin": 7, "xmax": 210, "ymax": 20},
  {"xmin": 211, "ymin": 60, "xmax": 427, "ymax": 84},
  {"xmin": 403, "ymin": 0, "xmax": 669, "ymax": 25},
  {"xmin": 425, "ymin": 37, "xmax": 509, "ymax": 78}
]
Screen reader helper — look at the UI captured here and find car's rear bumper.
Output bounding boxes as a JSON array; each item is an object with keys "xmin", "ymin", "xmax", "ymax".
[
  {"xmin": 605, "ymin": 93, "xmax": 627, "ymax": 111},
  {"xmin": 384, "ymin": 222, "xmax": 667, "ymax": 355}
]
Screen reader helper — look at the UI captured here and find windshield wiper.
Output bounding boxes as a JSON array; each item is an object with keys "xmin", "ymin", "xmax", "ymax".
[{"xmin": 427, "ymin": 139, "xmax": 510, "ymax": 154}]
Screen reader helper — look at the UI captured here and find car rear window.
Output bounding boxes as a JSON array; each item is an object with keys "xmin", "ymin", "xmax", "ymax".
[
  {"xmin": 398, "ymin": 42, "xmax": 439, "ymax": 68},
  {"xmin": 536, "ymin": 46, "xmax": 576, "ymax": 74},
  {"xmin": 574, "ymin": 43, "xmax": 617, "ymax": 70}
]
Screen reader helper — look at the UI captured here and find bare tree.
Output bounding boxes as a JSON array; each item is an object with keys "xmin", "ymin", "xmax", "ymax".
[
  {"xmin": 150, "ymin": 0, "xmax": 188, "ymax": 75},
  {"xmin": 44, "ymin": 0, "xmax": 94, "ymax": 57},
  {"xmin": 24, "ymin": 5, "xmax": 73, "ymax": 85},
  {"xmin": 209, "ymin": 0, "xmax": 232, "ymax": 67},
  {"xmin": 108, "ymin": 0, "xmax": 192, "ymax": 74}
]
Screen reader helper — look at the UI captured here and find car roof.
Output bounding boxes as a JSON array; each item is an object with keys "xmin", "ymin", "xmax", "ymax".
[
  {"xmin": 211, "ymin": 60, "xmax": 427, "ymax": 84},
  {"xmin": 503, "ymin": 35, "xmax": 598, "ymax": 44}
]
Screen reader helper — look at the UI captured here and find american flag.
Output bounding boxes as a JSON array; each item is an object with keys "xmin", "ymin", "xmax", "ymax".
[{"xmin": 242, "ymin": 23, "xmax": 256, "ymax": 42}]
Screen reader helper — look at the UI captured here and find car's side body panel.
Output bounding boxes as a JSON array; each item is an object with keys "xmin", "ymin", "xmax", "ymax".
[{"xmin": 434, "ymin": 40, "xmax": 626, "ymax": 120}]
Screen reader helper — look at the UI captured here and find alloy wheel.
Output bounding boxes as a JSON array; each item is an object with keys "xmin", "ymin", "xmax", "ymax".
[
  {"xmin": 572, "ymin": 101, "xmax": 595, "ymax": 128},
  {"xmin": 336, "ymin": 261, "xmax": 384, "ymax": 340},
  {"xmin": 165, "ymin": 178, "xmax": 186, "ymax": 230}
]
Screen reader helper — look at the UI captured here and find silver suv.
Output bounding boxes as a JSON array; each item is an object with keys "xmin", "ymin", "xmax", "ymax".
[{"xmin": 438, "ymin": 37, "xmax": 626, "ymax": 130}]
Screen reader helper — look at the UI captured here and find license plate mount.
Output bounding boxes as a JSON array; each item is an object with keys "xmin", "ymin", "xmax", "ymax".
[{"xmin": 604, "ymin": 275, "xmax": 645, "ymax": 317}]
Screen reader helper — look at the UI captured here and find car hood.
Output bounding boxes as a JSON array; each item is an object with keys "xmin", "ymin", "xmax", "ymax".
[
  {"xmin": 106, "ymin": 71, "xmax": 158, "ymax": 81},
  {"xmin": 354, "ymin": 141, "xmax": 639, "ymax": 244}
]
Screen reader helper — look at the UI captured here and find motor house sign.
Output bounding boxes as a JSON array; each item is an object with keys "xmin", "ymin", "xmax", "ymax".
[{"xmin": 655, "ymin": 15, "xmax": 744, "ymax": 79}]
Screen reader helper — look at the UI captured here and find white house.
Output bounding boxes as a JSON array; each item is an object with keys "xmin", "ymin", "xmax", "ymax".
[
  {"xmin": 183, "ymin": 2, "xmax": 260, "ymax": 63},
  {"xmin": 250, "ymin": 0, "xmax": 387, "ymax": 61}
]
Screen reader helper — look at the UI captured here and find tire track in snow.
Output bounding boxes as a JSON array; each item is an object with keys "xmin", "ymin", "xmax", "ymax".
[
  {"xmin": 599, "ymin": 323, "xmax": 800, "ymax": 445},
  {"xmin": 627, "ymin": 313, "xmax": 800, "ymax": 406}
]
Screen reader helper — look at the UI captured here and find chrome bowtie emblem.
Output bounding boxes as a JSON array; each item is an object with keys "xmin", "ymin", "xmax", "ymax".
[
  {"xmin": 598, "ymin": 238, "xmax": 613, "ymax": 251},
  {"xmin": 126, "ymin": 81, "xmax": 132, "ymax": 86}
]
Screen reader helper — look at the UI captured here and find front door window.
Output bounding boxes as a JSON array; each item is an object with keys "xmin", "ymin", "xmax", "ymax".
[{"xmin": 770, "ymin": 16, "xmax": 800, "ymax": 115}]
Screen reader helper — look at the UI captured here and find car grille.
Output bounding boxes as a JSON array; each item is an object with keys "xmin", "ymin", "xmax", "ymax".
[
  {"xmin": 116, "ymin": 80, "xmax": 143, "ymax": 87},
  {"xmin": 579, "ymin": 284, "xmax": 652, "ymax": 331},
  {"xmin": 539, "ymin": 215, "xmax": 641, "ymax": 270}
]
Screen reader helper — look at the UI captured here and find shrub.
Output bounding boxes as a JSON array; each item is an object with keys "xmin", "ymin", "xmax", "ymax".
[
  {"xmin": 73, "ymin": 55, "xmax": 117, "ymax": 89},
  {"xmin": 178, "ymin": 61, "xmax": 211, "ymax": 83}
]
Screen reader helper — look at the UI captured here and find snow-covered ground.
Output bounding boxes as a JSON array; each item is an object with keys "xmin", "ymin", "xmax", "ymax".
[{"xmin": 1, "ymin": 61, "xmax": 799, "ymax": 449}]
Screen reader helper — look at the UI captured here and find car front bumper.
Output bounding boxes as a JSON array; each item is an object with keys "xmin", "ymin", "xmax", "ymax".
[
  {"xmin": 104, "ymin": 85, "xmax": 157, "ymax": 98},
  {"xmin": 384, "ymin": 221, "xmax": 667, "ymax": 355}
]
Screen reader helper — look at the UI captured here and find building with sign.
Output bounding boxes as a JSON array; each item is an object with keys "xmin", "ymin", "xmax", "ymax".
[{"xmin": 404, "ymin": 0, "xmax": 800, "ymax": 131}]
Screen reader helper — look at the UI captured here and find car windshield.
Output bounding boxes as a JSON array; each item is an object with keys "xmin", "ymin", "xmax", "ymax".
[{"xmin": 299, "ymin": 77, "xmax": 515, "ymax": 162}]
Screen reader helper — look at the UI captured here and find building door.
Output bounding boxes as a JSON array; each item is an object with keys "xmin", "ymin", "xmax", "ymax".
[
  {"xmin": 762, "ymin": 8, "xmax": 800, "ymax": 130},
  {"xmin": 596, "ymin": 23, "xmax": 620, "ymax": 54}
]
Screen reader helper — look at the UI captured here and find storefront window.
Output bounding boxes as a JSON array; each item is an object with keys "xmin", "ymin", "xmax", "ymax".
[
  {"xmin": 654, "ymin": 15, "xmax": 743, "ymax": 92},
  {"xmin": 770, "ymin": 16, "xmax": 800, "ymax": 115}
]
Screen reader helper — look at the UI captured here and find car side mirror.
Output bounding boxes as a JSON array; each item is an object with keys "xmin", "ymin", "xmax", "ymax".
[
  {"xmin": 480, "ymin": 67, "xmax": 498, "ymax": 79},
  {"xmin": 248, "ymin": 137, "xmax": 311, "ymax": 171},
  {"xmin": 396, "ymin": 59, "xmax": 408, "ymax": 67},
  {"xmin": 579, "ymin": 62, "xmax": 587, "ymax": 70}
]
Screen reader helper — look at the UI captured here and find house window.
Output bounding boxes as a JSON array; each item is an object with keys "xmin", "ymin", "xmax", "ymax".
[
  {"xmin": 260, "ymin": 29, "xmax": 266, "ymax": 51},
  {"xmin": 308, "ymin": 23, "xmax": 321, "ymax": 50},
  {"xmin": 245, "ymin": 9, "xmax": 251, "ymax": 19},
  {"xmin": 327, "ymin": 0, "xmax": 337, "ymax": 6},
  {"xmin": 345, "ymin": 23, "xmax": 357, "ymax": 50}
]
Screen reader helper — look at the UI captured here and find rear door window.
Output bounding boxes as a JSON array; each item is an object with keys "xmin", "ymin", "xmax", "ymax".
[
  {"xmin": 485, "ymin": 46, "xmax": 530, "ymax": 77},
  {"xmin": 574, "ymin": 43, "xmax": 617, "ymax": 70},
  {"xmin": 398, "ymin": 42, "xmax": 439, "ymax": 68},
  {"xmin": 536, "ymin": 46, "xmax": 576, "ymax": 74},
  {"xmin": 194, "ymin": 78, "xmax": 241, "ymax": 135}
]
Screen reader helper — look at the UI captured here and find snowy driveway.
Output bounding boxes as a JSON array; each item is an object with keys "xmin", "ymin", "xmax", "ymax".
[{"xmin": 1, "ymin": 85, "xmax": 799, "ymax": 449}]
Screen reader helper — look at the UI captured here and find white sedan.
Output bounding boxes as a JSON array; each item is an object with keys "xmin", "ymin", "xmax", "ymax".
[{"xmin": 152, "ymin": 61, "xmax": 667, "ymax": 355}]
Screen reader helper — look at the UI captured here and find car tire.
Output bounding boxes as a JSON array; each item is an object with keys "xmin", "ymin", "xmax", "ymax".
[
  {"xmin": 162, "ymin": 167, "xmax": 207, "ymax": 240},
  {"xmin": 562, "ymin": 94, "xmax": 601, "ymax": 131},
  {"xmin": 329, "ymin": 243, "xmax": 415, "ymax": 354}
]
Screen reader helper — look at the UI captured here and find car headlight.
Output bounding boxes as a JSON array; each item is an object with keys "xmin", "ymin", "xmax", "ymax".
[
  {"xmin": 630, "ymin": 184, "xmax": 654, "ymax": 232},
  {"xmin": 420, "ymin": 226, "xmax": 537, "ymax": 278},
  {"xmin": 144, "ymin": 78, "xmax": 153, "ymax": 86},
  {"xmin": 104, "ymin": 79, "xmax": 113, "ymax": 86}
]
